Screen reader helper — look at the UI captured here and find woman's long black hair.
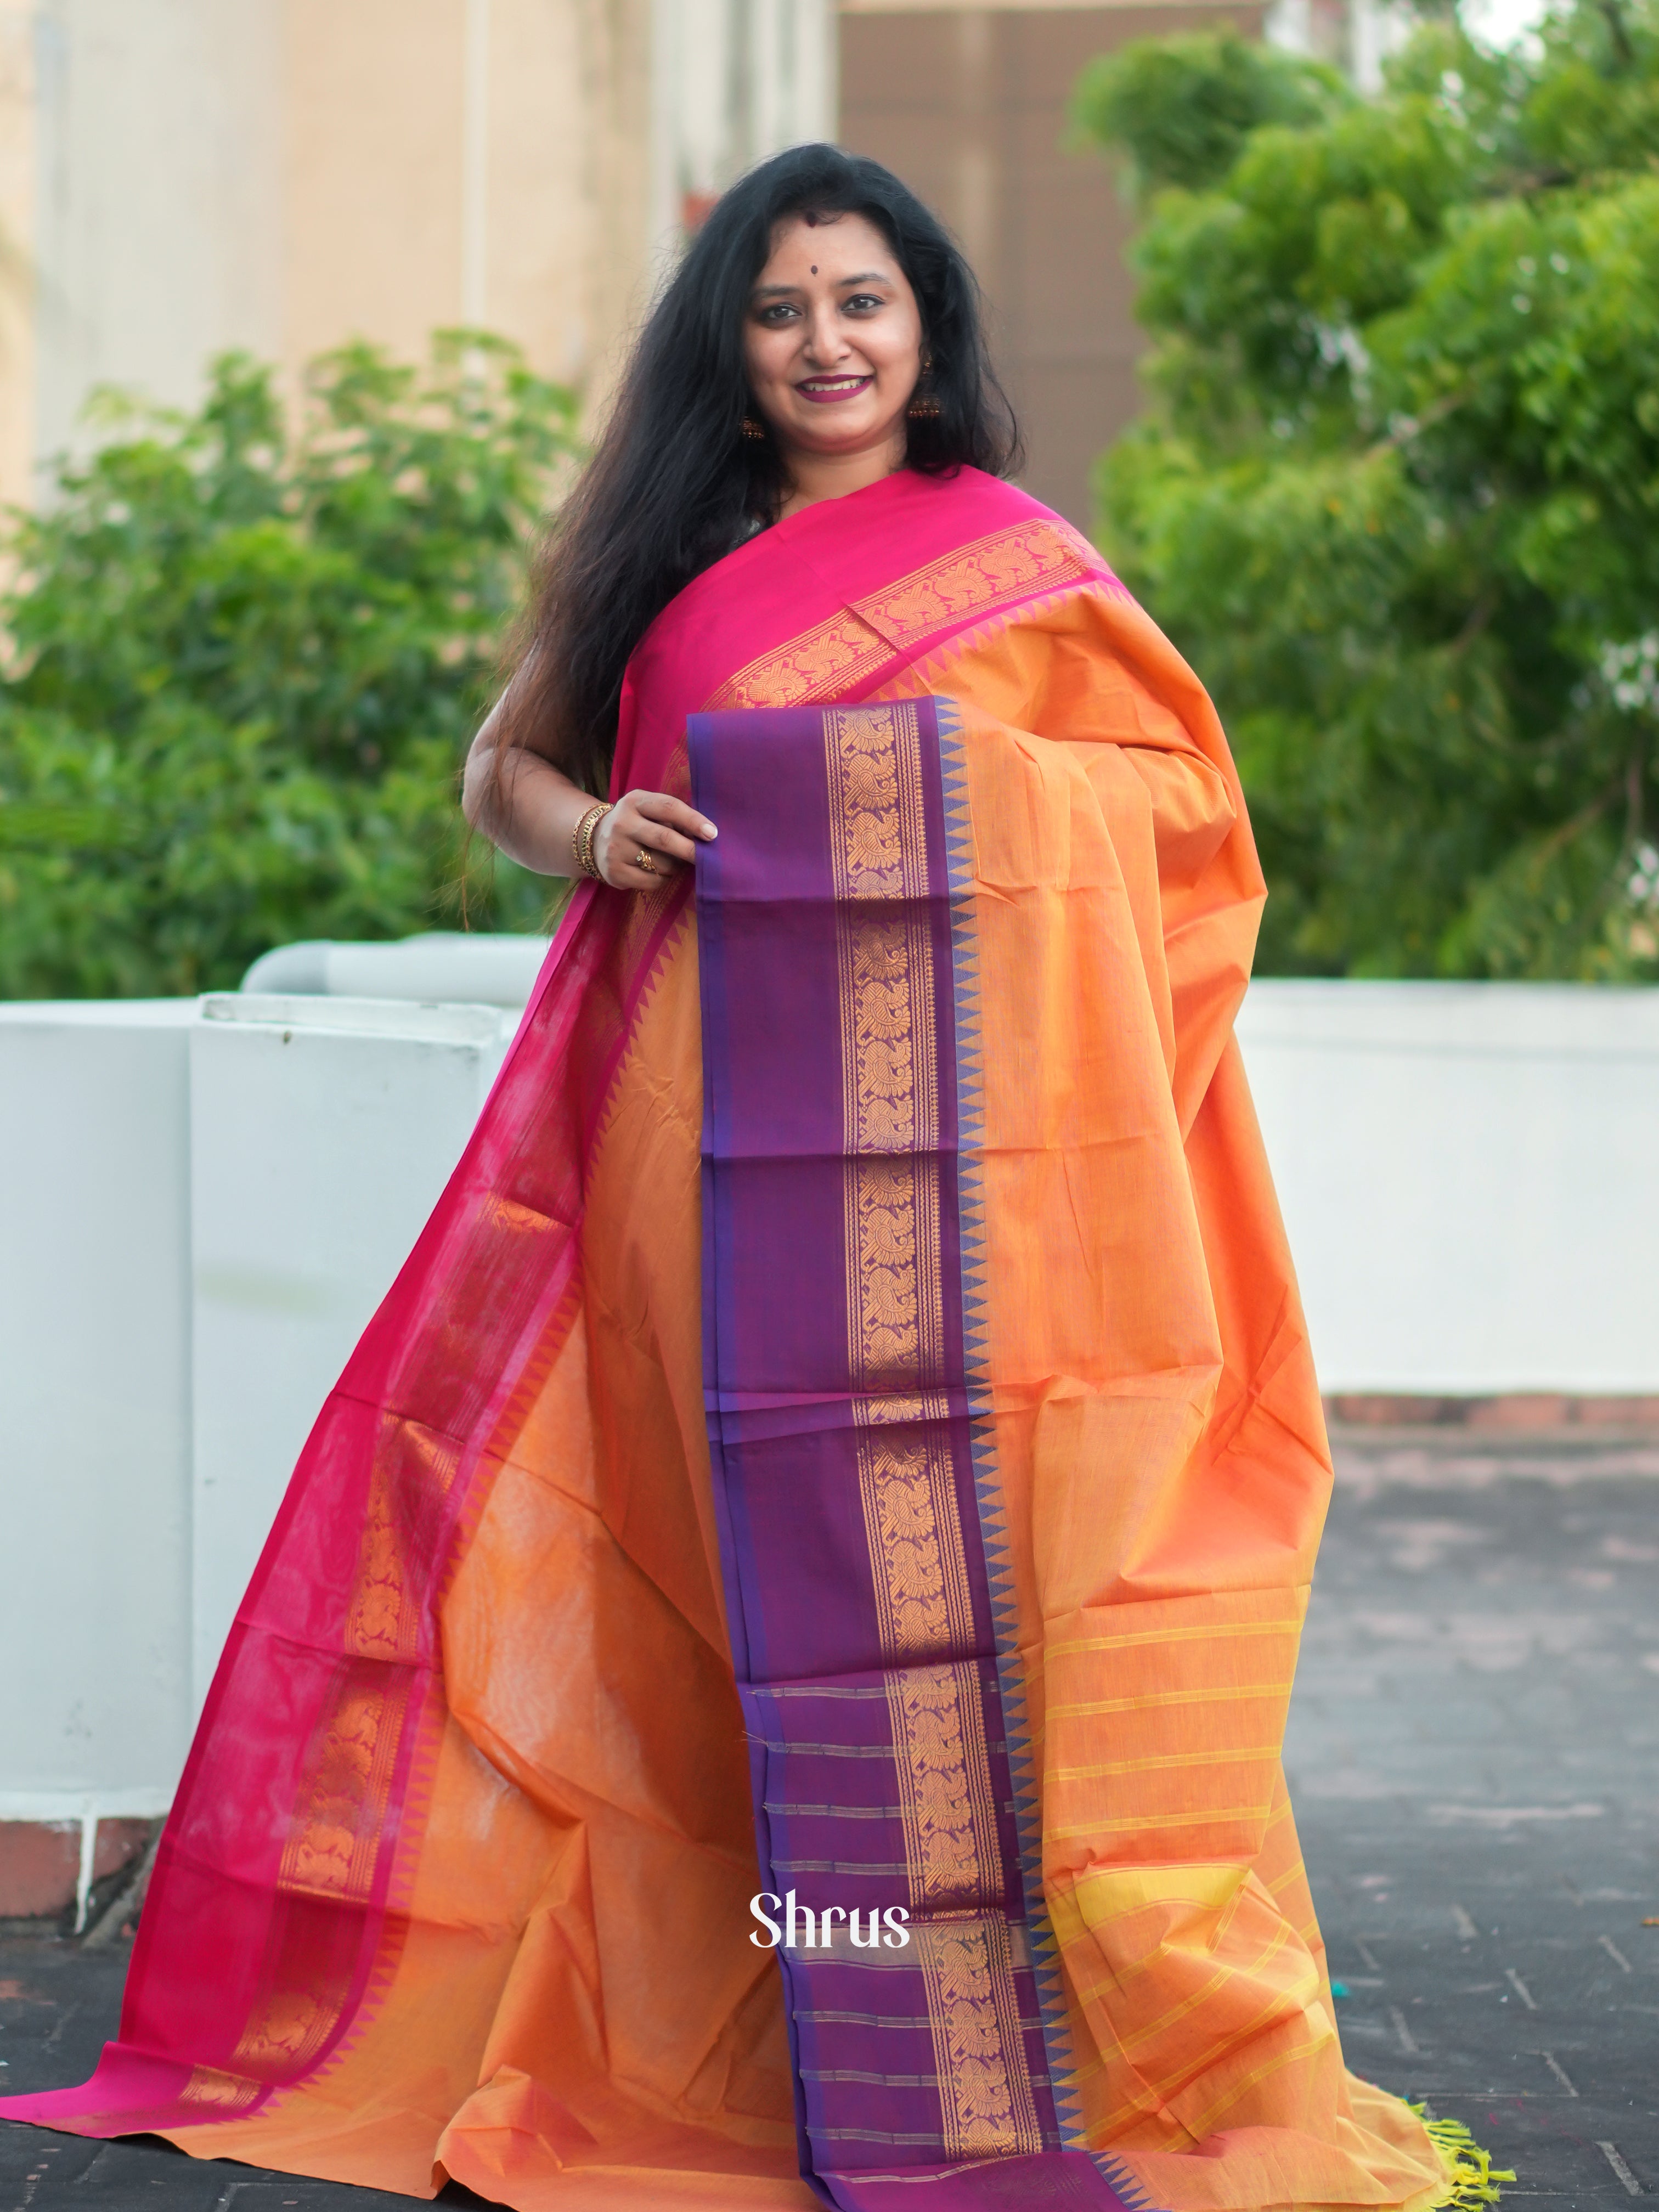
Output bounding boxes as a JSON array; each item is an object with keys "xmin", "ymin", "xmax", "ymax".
[{"xmin": 495, "ymin": 143, "xmax": 1021, "ymax": 797}]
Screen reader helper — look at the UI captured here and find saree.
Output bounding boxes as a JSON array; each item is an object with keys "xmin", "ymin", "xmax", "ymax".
[{"xmin": 1, "ymin": 467, "xmax": 1489, "ymax": 2211}]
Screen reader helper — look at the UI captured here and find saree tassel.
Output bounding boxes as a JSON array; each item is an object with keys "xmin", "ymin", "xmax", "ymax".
[{"xmin": 1417, "ymin": 2111, "xmax": 1516, "ymax": 2208}]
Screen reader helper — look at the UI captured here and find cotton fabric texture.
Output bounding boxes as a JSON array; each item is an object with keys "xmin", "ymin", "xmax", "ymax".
[{"xmin": 2, "ymin": 467, "xmax": 1458, "ymax": 2211}]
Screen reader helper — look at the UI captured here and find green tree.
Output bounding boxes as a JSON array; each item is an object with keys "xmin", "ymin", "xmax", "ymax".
[
  {"xmin": 0, "ymin": 334, "xmax": 579, "ymax": 997},
  {"xmin": 1076, "ymin": 8, "xmax": 1659, "ymax": 977}
]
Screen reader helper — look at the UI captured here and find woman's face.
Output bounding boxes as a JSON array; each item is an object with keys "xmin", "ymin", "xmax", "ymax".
[{"xmin": 743, "ymin": 212, "xmax": 924, "ymax": 464}]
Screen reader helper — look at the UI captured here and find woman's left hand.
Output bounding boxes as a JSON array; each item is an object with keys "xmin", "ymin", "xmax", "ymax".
[{"xmin": 593, "ymin": 789, "xmax": 718, "ymax": 889}]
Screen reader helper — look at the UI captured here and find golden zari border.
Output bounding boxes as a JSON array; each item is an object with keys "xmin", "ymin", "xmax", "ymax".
[
  {"xmin": 225, "ymin": 1658, "xmax": 419, "ymax": 2080},
  {"xmin": 710, "ymin": 519, "xmax": 1097, "ymax": 710},
  {"xmin": 828, "ymin": 703, "xmax": 944, "ymax": 1401},
  {"xmin": 346, "ymin": 1416, "xmax": 463, "ymax": 1664},
  {"xmin": 176, "ymin": 2063, "xmax": 267, "ymax": 2120},
  {"xmin": 825, "ymin": 701, "xmax": 977, "ymax": 1660},
  {"xmin": 826, "ymin": 705, "xmax": 969, "ymax": 1650},
  {"xmin": 915, "ymin": 1913, "xmax": 1047, "ymax": 2160},
  {"xmin": 272, "ymin": 1662, "xmax": 413, "ymax": 1908},
  {"xmin": 886, "ymin": 1662, "xmax": 1002, "ymax": 1911},
  {"xmin": 859, "ymin": 1423, "xmax": 977, "ymax": 1660}
]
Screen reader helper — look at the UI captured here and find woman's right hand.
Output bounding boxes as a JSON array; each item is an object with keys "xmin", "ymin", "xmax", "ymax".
[{"xmin": 592, "ymin": 789, "xmax": 718, "ymax": 889}]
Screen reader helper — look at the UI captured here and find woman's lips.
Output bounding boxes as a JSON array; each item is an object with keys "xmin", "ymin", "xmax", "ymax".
[{"xmin": 795, "ymin": 375, "xmax": 873, "ymax": 405}]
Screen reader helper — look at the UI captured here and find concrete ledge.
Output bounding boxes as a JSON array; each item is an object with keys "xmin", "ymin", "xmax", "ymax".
[
  {"xmin": 0, "ymin": 1818, "xmax": 151, "ymax": 1926},
  {"xmin": 238, "ymin": 931, "xmax": 553, "ymax": 1007},
  {"xmin": 1239, "ymin": 979, "xmax": 1659, "ymax": 1396},
  {"xmin": 1325, "ymin": 1392, "xmax": 1659, "ymax": 1430}
]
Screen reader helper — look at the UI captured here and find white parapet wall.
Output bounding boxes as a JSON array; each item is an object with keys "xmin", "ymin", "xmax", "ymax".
[
  {"xmin": 0, "ymin": 1001, "xmax": 196, "ymax": 1853},
  {"xmin": 0, "ymin": 964, "xmax": 1654, "ymax": 1853},
  {"xmin": 0, "ymin": 983, "xmax": 523, "ymax": 1868},
  {"xmin": 189, "ymin": 994, "xmax": 520, "ymax": 1708},
  {"xmin": 1237, "ymin": 980, "xmax": 1659, "ymax": 1396}
]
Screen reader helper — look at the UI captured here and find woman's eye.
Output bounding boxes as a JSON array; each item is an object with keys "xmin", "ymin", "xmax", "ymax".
[
  {"xmin": 758, "ymin": 303, "xmax": 800, "ymax": 325},
  {"xmin": 845, "ymin": 294, "xmax": 884, "ymax": 313}
]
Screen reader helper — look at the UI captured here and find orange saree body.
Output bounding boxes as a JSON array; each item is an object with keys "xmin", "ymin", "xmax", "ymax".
[{"xmin": 0, "ymin": 468, "xmax": 1483, "ymax": 2212}]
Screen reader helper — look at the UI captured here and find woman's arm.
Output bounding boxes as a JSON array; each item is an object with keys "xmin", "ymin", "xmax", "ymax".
[{"xmin": 461, "ymin": 700, "xmax": 715, "ymax": 890}]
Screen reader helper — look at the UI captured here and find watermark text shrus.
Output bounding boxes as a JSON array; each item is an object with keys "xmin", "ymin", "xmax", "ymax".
[{"xmin": 750, "ymin": 1890, "xmax": 911, "ymax": 1949}]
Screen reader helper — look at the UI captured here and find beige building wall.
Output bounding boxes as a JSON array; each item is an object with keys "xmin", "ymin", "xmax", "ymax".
[
  {"xmin": 279, "ymin": 0, "xmax": 647, "ymax": 392},
  {"xmin": 839, "ymin": 0, "xmax": 1265, "ymax": 527},
  {"xmin": 31, "ymin": 2, "xmax": 285, "ymax": 475},
  {"xmin": 0, "ymin": 0, "xmax": 1312, "ymax": 527},
  {"xmin": 0, "ymin": 9, "xmax": 37, "ymax": 517},
  {"xmin": 0, "ymin": 0, "xmax": 830, "ymax": 512}
]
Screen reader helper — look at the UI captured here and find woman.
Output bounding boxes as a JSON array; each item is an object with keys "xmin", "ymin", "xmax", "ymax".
[{"xmin": 2, "ymin": 149, "xmax": 1496, "ymax": 2211}]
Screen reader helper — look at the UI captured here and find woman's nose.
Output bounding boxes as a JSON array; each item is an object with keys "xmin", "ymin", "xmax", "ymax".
[{"xmin": 802, "ymin": 306, "xmax": 847, "ymax": 363}]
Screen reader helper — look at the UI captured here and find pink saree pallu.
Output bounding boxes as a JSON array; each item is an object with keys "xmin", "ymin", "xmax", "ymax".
[{"xmin": 0, "ymin": 467, "xmax": 1493, "ymax": 2211}]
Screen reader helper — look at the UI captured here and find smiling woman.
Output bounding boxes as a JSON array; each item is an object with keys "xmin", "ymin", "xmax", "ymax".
[
  {"xmin": 741, "ymin": 213, "xmax": 927, "ymax": 514},
  {"xmin": 2, "ymin": 144, "xmax": 1502, "ymax": 2212},
  {"xmin": 457, "ymin": 146, "xmax": 1017, "ymax": 890}
]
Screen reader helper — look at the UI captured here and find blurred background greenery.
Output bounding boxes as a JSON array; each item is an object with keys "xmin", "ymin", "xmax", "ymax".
[
  {"xmin": 1, "ymin": 0, "xmax": 1656, "ymax": 994},
  {"xmin": 1077, "ymin": 0, "xmax": 1659, "ymax": 980},
  {"xmin": 0, "ymin": 335, "xmax": 577, "ymax": 997}
]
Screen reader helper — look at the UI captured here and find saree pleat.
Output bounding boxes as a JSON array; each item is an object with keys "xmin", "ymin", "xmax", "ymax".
[
  {"xmin": 693, "ymin": 695, "xmax": 1136, "ymax": 2211},
  {"xmin": 0, "ymin": 466, "xmax": 1471, "ymax": 2211}
]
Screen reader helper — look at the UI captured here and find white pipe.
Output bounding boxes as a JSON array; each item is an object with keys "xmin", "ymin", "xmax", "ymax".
[{"xmin": 74, "ymin": 1812, "xmax": 97, "ymax": 1933}]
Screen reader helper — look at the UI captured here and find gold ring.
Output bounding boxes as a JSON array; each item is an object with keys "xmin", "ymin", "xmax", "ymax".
[{"xmin": 636, "ymin": 847, "xmax": 657, "ymax": 875}]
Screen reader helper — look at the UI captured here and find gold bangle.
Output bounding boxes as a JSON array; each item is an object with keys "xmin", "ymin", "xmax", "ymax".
[{"xmin": 573, "ymin": 800, "xmax": 611, "ymax": 881}]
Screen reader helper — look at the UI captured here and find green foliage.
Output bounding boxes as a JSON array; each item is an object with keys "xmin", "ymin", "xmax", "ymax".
[
  {"xmin": 1080, "ymin": 1, "xmax": 1659, "ymax": 978},
  {"xmin": 0, "ymin": 334, "xmax": 579, "ymax": 997},
  {"xmin": 1072, "ymin": 29, "xmax": 1348, "ymax": 198}
]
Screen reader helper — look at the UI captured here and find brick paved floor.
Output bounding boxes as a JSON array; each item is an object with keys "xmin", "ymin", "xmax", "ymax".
[
  {"xmin": 1288, "ymin": 1428, "xmax": 1659, "ymax": 2211},
  {"xmin": 2, "ymin": 1429, "xmax": 1655, "ymax": 2208}
]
